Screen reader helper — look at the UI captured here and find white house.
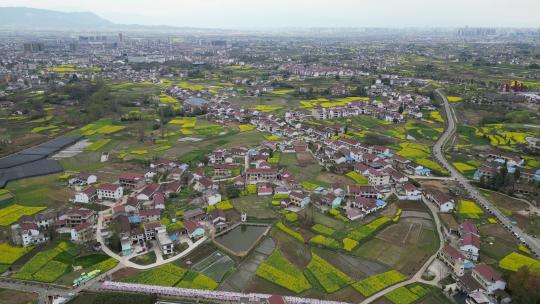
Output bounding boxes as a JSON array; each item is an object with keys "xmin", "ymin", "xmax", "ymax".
[
  {"xmin": 69, "ymin": 173, "xmax": 97, "ymax": 186},
  {"xmin": 424, "ymin": 189, "xmax": 455, "ymax": 212},
  {"xmin": 11, "ymin": 223, "xmax": 49, "ymax": 247},
  {"xmin": 97, "ymin": 184, "xmax": 123, "ymax": 201},
  {"xmin": 460, "ymin": 233, "xmax": 480, "ymax": 261},
  {"xmin": 397, "ymin": 183, "xmax": 422, "ymax": 201},
  {"xmin": 203, "ymin": 189, "xmax": 222, "ymax": 206},
  {"xmin": 74, "ymin": 186, "xmax": 97, "ymax": 204}
]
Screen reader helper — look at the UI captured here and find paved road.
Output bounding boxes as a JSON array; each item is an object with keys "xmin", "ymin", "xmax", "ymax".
[
  {"xmin": 433, "ymin": 89, "xmax": 540, "ymax": 256},
  {"xmin": 360, "ymin": 198, "xmax": 444, "ymax": 304}
]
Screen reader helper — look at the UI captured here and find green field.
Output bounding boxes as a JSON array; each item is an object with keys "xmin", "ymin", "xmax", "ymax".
[
  {"xmin": 256, "ymin": 250, "xmax": 312, "ymax": 293},
  {"xmin": 304, "ymin": 252, "xmax": 354, "ymax": 293}
]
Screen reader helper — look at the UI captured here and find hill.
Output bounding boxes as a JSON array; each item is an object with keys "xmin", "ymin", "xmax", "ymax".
[{"xmin": 0, "ymin": 7, "xmax": 112, "ymax": 29}]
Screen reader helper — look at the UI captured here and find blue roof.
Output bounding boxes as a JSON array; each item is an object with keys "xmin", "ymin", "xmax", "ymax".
[
  {"xmin": 376, "ymin": 200, "xmax": 386, "ymax": 207},
  {"xmin": 535, "ymin": 169, "xmax": 540, "ymax": 175},
  {"xmin": 128, "ymin": 215, "xmax": 141, "ymax": 224}
]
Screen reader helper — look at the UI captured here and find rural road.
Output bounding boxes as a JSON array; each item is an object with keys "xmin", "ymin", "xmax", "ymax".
[
  {"xmin": 96, "ymin": 211, "xmax": 207, "ymax": 270},
  {"xmin": 359, "ymin": 198, "xmax": 444, "ymax": 304},
  {"xmin": 433, "ymin": 89, "xmax": 540, "ymax": 255}
]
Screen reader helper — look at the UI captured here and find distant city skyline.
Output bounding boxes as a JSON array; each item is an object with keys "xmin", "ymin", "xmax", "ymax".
[{"xmin": 0, "ymin": 0, "xmax": 539, "ymax": 29}]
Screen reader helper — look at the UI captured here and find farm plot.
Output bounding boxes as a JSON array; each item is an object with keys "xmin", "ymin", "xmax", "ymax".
[
  {"xmin": 309, "ymin": 235, "xmax": 341, "ymax": 250},
  {"xmin": 175, "ymin": 271, "xmax": 218, "ymax": 290},
  {"xmin": 0, "ymin": 204, "xmax": 47, "ymax": 226},
  {"xmin": 12, "ymin": 242, "xmax": 75, "ymax": 282},
  {"xmin": 311, "ymin": 224, "xmax": 335, "ymax": 236},
  {"xmin": 256, "ymin": 250, "xmax": 311, "ymax": 293},
  {"xmin": 385, "ymin": 284, "xmax": 429, "ymax": 304},
  {"xmin": 191, "ymin": 251, "xmax": 234, "ymax": 282},
  {"xmin": 352, "ymin": 270, "xmax": 407, "ymax": 297},
  {"xmin": 0, "ymin": 243, "xmax": 33, "ymax": 264},
  {"xmin": 453, "ymin": 162, "xmax": 476, "ymax": 174},
  {"xmin": 347, "ymin": 217, "xmax": 391, "ymax": 242},
  {"xmin": 304, "ymin": 252, "xmax": 354, "ymax": 293},
  {"xmin": 499, "ymin": 252, "xmax": 540, "ymax": 272},
  {"xmin": 346, "ymin": 171, "xmax": 369, "ymax": 185},
  {"xmin": 124, "ymin": 264, "xmax": 187, "ymax": 286},
  {"xmin": 457, "ymin": 200, "xmax": 484, "ymax": 219},
  {"xmin": 85, "ymin": 139, "xmax": 112, "ymax": 151}
]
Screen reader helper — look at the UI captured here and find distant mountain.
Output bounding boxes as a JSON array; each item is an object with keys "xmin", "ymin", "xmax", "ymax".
[{"xmin": 0, "ymin": 7, "xmax": 113, "ymax": 29}]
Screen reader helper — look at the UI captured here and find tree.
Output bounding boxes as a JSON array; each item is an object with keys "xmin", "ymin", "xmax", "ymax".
[
  {"xmin": 224, "ymin": 183, "xmax": 240, "ymax": 199},
  {"xmin": 508, "ymin": 267, "xmax": 540, "ymax": 303}
]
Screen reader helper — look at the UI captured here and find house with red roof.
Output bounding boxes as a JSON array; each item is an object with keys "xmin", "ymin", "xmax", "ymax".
[
  {"xmin": 96, "ymin": 183, "xmax": 123, "ymax": 201},
  {"xmin": 74, "ymin": 186, "xmax": 97, "ymax": 204},
  {"xmin": 70, "ymin": 222, "xmax": 95, "ymax": 244},
  {"xmin": 438, "ymin": 244, "xmax": 466, "ymax": 277},
  {"xmin": 472, "ymin": 264, "xmax": 506, "ymax": 294},
  {"xmin": 118, "ymin": 172, "xmax": 145, "ymax": 189},
  {"xmin": 137, "ymin": 183, "xmax": 160, "ymax": 201},
  {"xmin": 460, "ymin": 233, "xmax": 480, "ymax": 261}
]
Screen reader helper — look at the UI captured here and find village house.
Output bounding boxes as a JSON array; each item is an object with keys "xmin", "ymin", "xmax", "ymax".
[
  {"xmin": 423, "ymin": 189, "xmax": 455, "ymax": 212},
  {"xmin": 288, "ymin": 191, "xmax": 310, "ymax": 208},
  {"xmin": 184, "ymin": 220, "xmax": 206, "ymax": 239},
  {"xmin": 139, "ymin": 209, "xmax": 161, "ymax": 223},
  {"xmin": 153, "ymin": 192, "xmax": 166, "ymax": 210},
  {"xmin": 396, "ymin": 183, "xmax": 422, "ymax": 200},
  {"xmin": 118, "ymin": 172, "xmax": 146, "ymax": 189},
  {"xmin": 58, "ymin": 208, "xmax": 96, "ymax": 228},
  {"xmin": 203, "ymin": 189, "xmax": 222, "ymax": 206},
  {"xmin": 137, "ymin": 183, "xmax": 160, "ymax": 201},
  {"xmin": 70, "ymin": 222, "xmax": 95, "ymax": 244},
  {"xmin": 183, "ymin": 208, "xmax": 206, "ymax": 222},
  {"xmin": 347, "ymin": 185, "xmax": 383, "ymax": 199},
  {"xmin": 157, "ymin": 229, "xmax": 174, "ymax": 255},
  {"xmin": 245, "ymin": 168, "xmax": 281, "ymax": 184},
  {"xmin": 367, "ymin": 169, "xmax": 390, "ymax": 186},
  {"xmin": 11, "ymin": 221, "xmax": 49, "ymax": 247},
  {"xmin": 438, "ymin": 244, "xmax": 466, "ymax": 277},
  {"xmin": 68, "ymin": 172, "xmax": 97, "ymax": 186},
  {"xmin": 74, "ymin": 186, "xmax": 97, "ymax": 204},
  {"xmin": 471, "ymin": 264, "xmax": 506, "ymax": 294},
  {"xmin": 97, "ymin": 183, "xmax": 123, "ymax": 201},
  {"xmin": 162, "ymin": 181, "xmax": 182, "ymax": 197}
]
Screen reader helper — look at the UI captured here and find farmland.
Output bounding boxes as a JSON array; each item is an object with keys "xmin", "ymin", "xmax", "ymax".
[
  {"xmin": 347, "ymin": 217, "xmax": 391, "ymax": 242},
  {"xmin": 0, "ymin": 204, "xmax": 47, "ymax": 226},
  {"xmin": 123, "ymin": 263, "xmax": 218, "ymax": 290},
  {"xmin": 498, "ymin": 252, "xmax": 540, "ymax": 272},
  {"xmin": 305, "ymin": 252, "xmax": 354, "ymax": 293},
  {"xmin": 256, "ymin": 250, "xmax": 312, "ymax": 293},
  {"xmin": 352, "ymin": 270, "xmax": 407, "ymax": 296},
  {"xmin": 0, "ymin": 243, "xmax": 33, "ymax": 264},
  {"xmin": 457, "ymin": 200, "xmax": 484, "ymax": 219}
]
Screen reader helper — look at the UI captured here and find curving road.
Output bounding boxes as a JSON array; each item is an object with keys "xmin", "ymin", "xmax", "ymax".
[
  {"xmin": 433, "ymin": 89, "xmax": 540, "ymax": 256},
  {"xmin": 360, "ymin": 198, "xmax": 444, "ymax": 304}
]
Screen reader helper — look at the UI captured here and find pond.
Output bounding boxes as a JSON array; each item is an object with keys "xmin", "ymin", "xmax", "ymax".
[{"xmin": 214, "ymin": 224, "xmax": 269, "ymax": 256}]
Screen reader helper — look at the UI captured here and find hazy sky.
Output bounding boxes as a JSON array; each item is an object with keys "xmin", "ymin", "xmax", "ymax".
[{"xmin": 1, "ymin": 0, "xmax": 540, "ymax": 28}]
